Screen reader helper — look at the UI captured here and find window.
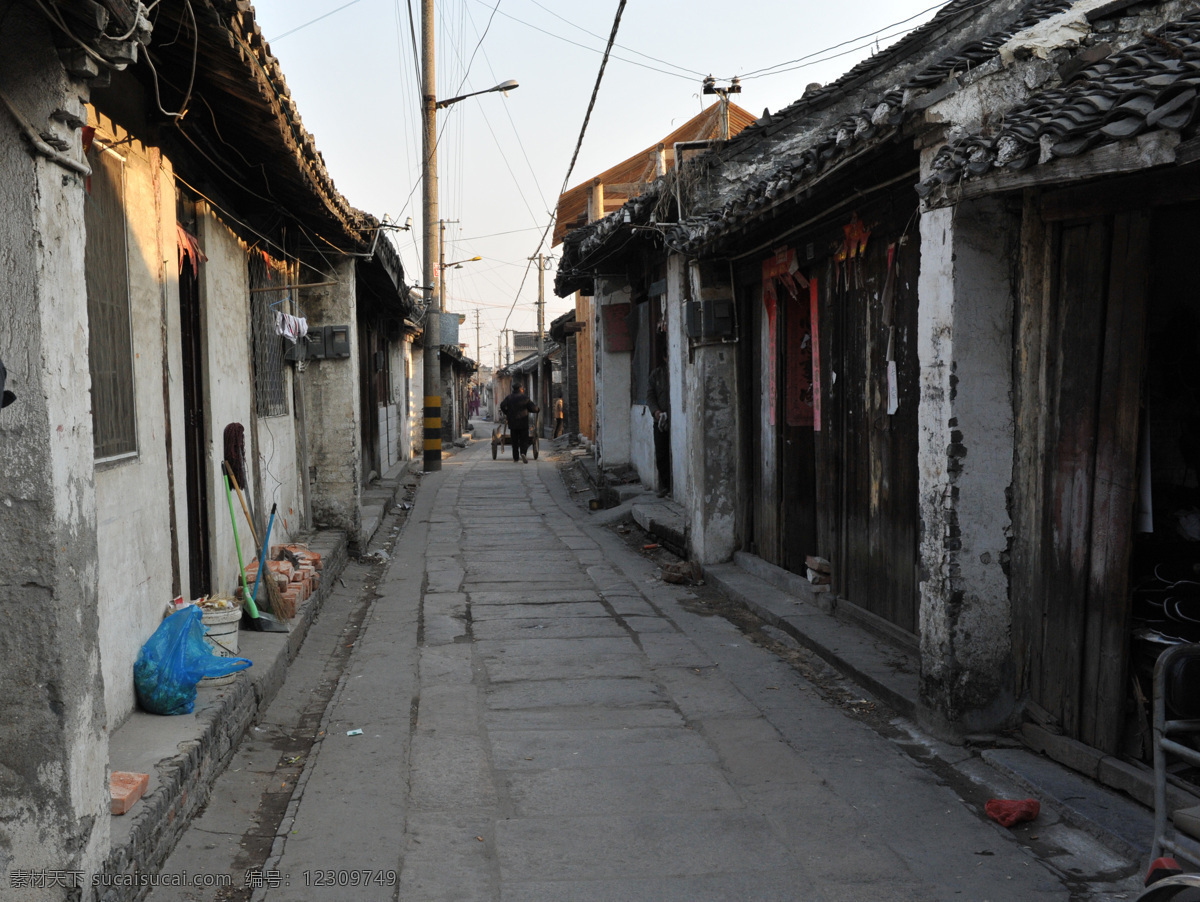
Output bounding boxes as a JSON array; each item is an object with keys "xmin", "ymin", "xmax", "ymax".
[
  {"xmin": 84, "ymin": 145, "xmax": 137, "ymax": 461},
  {"xmin": 249, "ymin": 253, "xmax": 288, "ymax": 417}
]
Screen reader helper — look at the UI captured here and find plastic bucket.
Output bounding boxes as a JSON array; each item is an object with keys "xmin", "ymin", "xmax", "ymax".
[{"xmin": 200, "ymin": 606, "xmax": 242, "ymax": 687}]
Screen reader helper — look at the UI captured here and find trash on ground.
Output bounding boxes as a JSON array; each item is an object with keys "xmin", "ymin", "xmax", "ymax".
[
  {"xmin": 346, "ymin": 728, "xmax": 363, "ymax": 736},
  {"xmin": 985, "ymin": 798, "xmax": 1040, "ymax": 827},
  {"xmin": 643, "ymin": 543, "xmax": 659, "ymax": 551}
]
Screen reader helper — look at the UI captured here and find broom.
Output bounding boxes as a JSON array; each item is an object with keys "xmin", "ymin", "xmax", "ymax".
[{"xmin": 222, "ymin": 460, "xmax": 290, "ymax": 620}]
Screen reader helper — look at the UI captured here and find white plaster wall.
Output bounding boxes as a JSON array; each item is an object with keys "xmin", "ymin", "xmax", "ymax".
[
  {"xmin": 595, "ymin": 283, "xmax": 632, "ymax": 468},
  {"xmin": 0, "ymin": 10, "xmax": 110, "ymax": 884},
  {"xmin": 92, "ymin": 121, "xmax": 182, "ymax": 727},
  {"xmin": 256, "ymin": 406, "xmax": 301, "ymax": 541},
  {"xmin": 198, "ymin": 205, "xmax": 256, "ymax": 598},
  {"xmin": 630, "ymin": 406, "xmax": 656, "ymax": 484},
  {"xmin": 409, "ymin": 344, "xmax": 422, "ymax": 457},
  {"xmin": 916, "ymin": 198, "xmax": 1018, "ymax": 731},
  {"xmin": 681, "ymin": 259, "xmax": 739, "ymax": 564}
]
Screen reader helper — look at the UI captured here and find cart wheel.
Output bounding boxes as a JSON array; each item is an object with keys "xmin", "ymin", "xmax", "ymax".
[
  {"xmin": 532, "ymin": 434, "xmax": 539, "ymax": 460},
  {"xmin": 492, "ymin": 441, "xmax": 497, "ymax": 460}
]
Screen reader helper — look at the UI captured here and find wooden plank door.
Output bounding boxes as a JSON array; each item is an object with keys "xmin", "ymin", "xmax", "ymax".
[{"xmin": 1033, "ymin": 211, "xmax": 1148, "ymax": 753}]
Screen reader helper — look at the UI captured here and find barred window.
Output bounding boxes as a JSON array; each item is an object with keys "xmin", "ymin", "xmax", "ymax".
[
  {"xmin": 85, "ymin": 145, "xmax": 137, "ymax": 461},
  {"xmin": 249, "ymin": 253, "xmax": 288, "ymax": 417}
]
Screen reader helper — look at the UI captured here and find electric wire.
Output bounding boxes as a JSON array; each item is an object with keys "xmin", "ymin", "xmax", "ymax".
[
  {"xmin": 501, "ymin": 0, "xmax": 627, "ymax": 336},
  {"xmin": 525, "ymin": 0, "xmax": 708, "ymax": 78},
  {"xmin": 269, "ymin": 0, "xmax": 366, "ymax": 42},
  {"xmin": 735, "ymin": 0, "xmax": 949, "ymax": 79}
]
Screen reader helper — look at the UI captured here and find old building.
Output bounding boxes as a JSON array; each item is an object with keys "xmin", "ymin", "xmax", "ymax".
[
  {"xmin": 0, "ymin": 0, "xmax": 414, "ymax": 890},
  {"xmin": 556, "ymin": 0, "xmax": 1200, "ymax": 800}
]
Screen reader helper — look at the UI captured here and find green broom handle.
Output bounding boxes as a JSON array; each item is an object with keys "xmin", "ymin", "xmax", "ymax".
[{"xmin": 223, "ymin": 473, "xmax": 260, "ymax": 618}]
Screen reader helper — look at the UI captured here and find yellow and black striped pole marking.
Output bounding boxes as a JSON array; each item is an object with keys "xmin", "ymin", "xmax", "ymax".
[{"xmin": 423, "ymin": 395, "xmax": 442, "ymax": 471}]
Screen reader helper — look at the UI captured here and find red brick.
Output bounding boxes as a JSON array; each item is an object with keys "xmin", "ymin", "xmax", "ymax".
[{"xmin": 110, "ymin": 771, "xmax": 149, "ymax": 815}]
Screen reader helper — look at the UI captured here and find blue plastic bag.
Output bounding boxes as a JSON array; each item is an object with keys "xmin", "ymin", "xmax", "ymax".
[{"xmin": 134, "ymin": 606, "xmax": 252, "ymax": 715}]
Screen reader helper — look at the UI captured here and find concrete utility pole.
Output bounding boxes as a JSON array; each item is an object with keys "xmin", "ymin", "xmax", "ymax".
[
  {"xmin": 473, "ymin": 310, "xmax": 482, "ymax": 370},
  {"xmin": 532, "ymin": 253, "xmax": 547, "ymax": 426},
  {"xmin": 420, "ymin": 15, "xmax": 515, "ymax": 471},
  {"xmin": 420, "ymin": 0, "xmax": 441, "ymax": 472}
]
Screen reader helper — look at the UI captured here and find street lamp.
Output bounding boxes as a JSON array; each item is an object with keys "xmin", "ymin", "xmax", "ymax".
[
  {"xmin": 436, "ymin": 80, "xmax": 519, "ymax": 110},
  {"xmin": 421, "ymin": 0, "xmax": 517, "ymax": 471}
]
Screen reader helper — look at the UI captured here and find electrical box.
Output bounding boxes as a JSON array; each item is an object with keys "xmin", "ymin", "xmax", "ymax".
[
  {"xmin": 285, "ymin": 327, "xmax": 327, "ymax": 362},
  {"xmin": 325, "ymin": 324, "xmax": 351, "ymax": 358},
  {"xmin": 686, "ymin": 298, "xmax": 735, "ymax": 340}
]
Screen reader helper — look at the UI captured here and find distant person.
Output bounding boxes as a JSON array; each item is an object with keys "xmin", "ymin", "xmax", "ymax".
[
  {"xmin": 553, "ymin": 395, "xmax": 564, "ymax": 439},
  {"xmin": 500, "ymin": 382, "xmax": 539, "ymax": 463}
]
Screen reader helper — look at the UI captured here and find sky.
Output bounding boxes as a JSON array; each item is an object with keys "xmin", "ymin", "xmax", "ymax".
[{"xmin": 248, "ymin": 0, "xmax": 946, "ymax": 367}]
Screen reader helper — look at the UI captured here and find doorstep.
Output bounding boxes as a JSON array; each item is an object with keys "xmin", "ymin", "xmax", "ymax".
[
  {"xmin": 359, "ymin": 458, "xmax": 421, "ymax": 552},
  {"xmin": 630, "ymin": 497, "xmax": 688, "ymax": 557},
  {"xmin": 99, "ymin": 530, "xmax": 349, "ymax": 899}
]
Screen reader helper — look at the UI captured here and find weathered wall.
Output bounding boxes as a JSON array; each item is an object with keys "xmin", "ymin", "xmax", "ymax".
[
  {"xmin": 197, "ymin": 205, "xmax": 258, "ymax": 598},
  {"xmin": 682, "ymin": 259, "xmax": 739, "ymax": 564},
  {"xmin": 409, "ymin": 343, "xmax": 423, "ymax": 457},
  {"xmin": 575, "ymin": 293, "xmax": 595, "ymax": 440},
  {"xmin": 301, "ymin": 260, "xmax": 361, "ymax": 534},
  {"xmin": 256, "ymin": 396, "xmax": 301, "ymax": 540},
  {"xmin": 594, "ymin": 281, "xmax": 632, "ymax": 468},
  {"xmin": 916, "ymin": 197, "xmax": 1019, "ymax": 734},
  {"xmin": 0, "ymin": 8, "xmax": 110, "ymax": 894},
  {"xmin": 91, "ymin": 114, "xmax": 182, "ymax": 727}
]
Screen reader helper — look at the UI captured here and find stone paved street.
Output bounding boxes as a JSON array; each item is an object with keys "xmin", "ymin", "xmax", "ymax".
[{"xmin": 149, "ymin": 439, "xmax": 1138, "ymax": 901}]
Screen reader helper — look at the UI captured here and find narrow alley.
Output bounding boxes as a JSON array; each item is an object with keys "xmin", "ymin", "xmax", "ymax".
[{"xmin": 147, "ymin": 438, "xmax": 1141, "ymax": 901}]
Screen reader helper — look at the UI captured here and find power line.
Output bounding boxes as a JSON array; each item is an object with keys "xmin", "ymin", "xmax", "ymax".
[
  {"xmin": 502, "ymin": 0, "xmax": 627, "ymax": 335},
  {"xmin": 269, "ymin": 0, "xmax": 366, "ymax": 42},
  {"xmin": 525, "ymin": 0, "xmax": 708, "ymax": 79},
  {"xmin": 465, "ymin": 0, "xmax": 694, "ymax": 83},
  {"xmin": 736, "ymin": 1, "xmax": 950, "ymax": 79}
]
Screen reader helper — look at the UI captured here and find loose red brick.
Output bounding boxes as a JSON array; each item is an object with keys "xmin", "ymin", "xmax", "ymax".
[{"xmin": 110, "ymin": 771, "xmax": 149, "ymax": 815}]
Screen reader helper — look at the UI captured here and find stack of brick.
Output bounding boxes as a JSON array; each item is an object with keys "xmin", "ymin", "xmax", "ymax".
[{"xmin": 242, "ymin": 545, "xmax": 322, "ymax": 616}]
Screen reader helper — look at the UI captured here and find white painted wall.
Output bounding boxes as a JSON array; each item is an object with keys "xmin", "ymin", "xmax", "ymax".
[
  {"xmin": 198, "ymin": 204, "xmax": 257, "ymax": 599},
  {"xmin": 92, "ymin": 117, "xmax": 182, "ymax": 727},
  {"xmin": 594, "ymin": 282, "xmax": 632, "ymax": 468},
  {"xmin": 916, "ymin": 197, "xmax": 1018, "ymax": 731}
]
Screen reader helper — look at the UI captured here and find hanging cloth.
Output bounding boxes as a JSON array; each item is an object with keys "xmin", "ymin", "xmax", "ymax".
[
  {"xmin": 176, "ymin": 224, "xmax": 208, "ymax": 277},
  {"xmin": 274, "ymin": 311, "xmax": 308, "ymax": 343}
]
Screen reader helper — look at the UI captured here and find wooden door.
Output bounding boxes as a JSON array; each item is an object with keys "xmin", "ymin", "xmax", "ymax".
[
  {"xmin": 780, "ymin": 274, "xmax": 818, "ymax": 574},
  {"xmin": 1024, "ymin": 210, "xmax": 1149, "ymax": 753},
  {"xmin": 828, "ymin": 231, "xmax": 920, "ymax": 633},
  {"xmin": 179, "ymin": 256, "xmax": 211, "ymax": 597}
]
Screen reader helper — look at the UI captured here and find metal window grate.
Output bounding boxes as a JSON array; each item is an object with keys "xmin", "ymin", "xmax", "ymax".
[
  {"xmin": 85, "ymin": 146, "xmax": 138, "ymax": 461},
  {"xmin": 249, "ymin": 253, "xmax": 288, "ymax": 417}
]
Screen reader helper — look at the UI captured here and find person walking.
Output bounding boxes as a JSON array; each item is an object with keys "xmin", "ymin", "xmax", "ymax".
[
  {"xmin": 500, "ymin": 382, "xmax": 539, "ymax": 463},
  {"xmin": 553, "ymin": 395, "xmax": 564, "ymax": 439}
]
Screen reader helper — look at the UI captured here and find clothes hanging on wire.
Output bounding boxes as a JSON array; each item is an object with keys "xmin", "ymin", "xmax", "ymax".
[{"xmin": 274, "ymin": 312, "xmax": 308, "ymax": 343}]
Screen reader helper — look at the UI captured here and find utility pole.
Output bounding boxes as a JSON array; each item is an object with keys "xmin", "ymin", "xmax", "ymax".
[
  {"xmin": 473, "ymin": 310, "xmax": 482, "ymax": 371},
  {"xmin": 530, "ymin": 252, "xmax": 547, "ymax": 426},
  {"xmin": 420, "ymin": 0, "xmax": 441, "ymax": 472}
]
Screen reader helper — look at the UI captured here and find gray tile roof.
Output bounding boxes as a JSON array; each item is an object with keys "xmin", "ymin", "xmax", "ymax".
[
  {"xmin": 917, "ymin": 10, "xmax": 1200, "ymax": 196},
  {"xmin": 556, "ymin": 0, "xmax": 1078, "ymax": 293}
]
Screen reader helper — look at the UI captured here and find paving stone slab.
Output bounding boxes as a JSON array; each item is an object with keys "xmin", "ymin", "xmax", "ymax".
[
  {"xmin": 482, "ymin": 652, "xmax": 650, "ymax": 685},
  {"xmin": 489, "ymin": 726, "xmax": 717, "ymax": 770},
  {"xmin": 502, "ymin": 762, "xmax": 745, "ymax": 817},
  {"xmin": 469, "ymin": 601, "xmax": 610, "ymax": 621},
  {"xmin": 408, "ymin": 732, "xmax": 496, "ymax": 810},
  {"xmin": 400, "ymin": 811, "xmax": 497, "ymax": 902},
  {"xmin": 486, "ymin": 677, "xmax": 667, "ymax": 710},
  {"xmin": 475, "ymin": 637, "xmax": 638, "ymax": 663},
  {"xmin": 637, "ymin": 633, "xmax": 717, "ymax": 668},
  {"xmin": 495, "ymin": 811, "xmax": 797, "ymax": 882},
  {"xmin": 469, "ymin": 589, "xmax": 601, "ymax": 605},
  {"xmin": 499, "ymin": 870, "xmax": 819, "ymax": 902},
  {"xmin": 484, "ymin": 706, "xmax": 686, "ymax": 733},
  {"xmin": 472, "ymin": 617, "xmax": 628, "ymax": 642}
]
